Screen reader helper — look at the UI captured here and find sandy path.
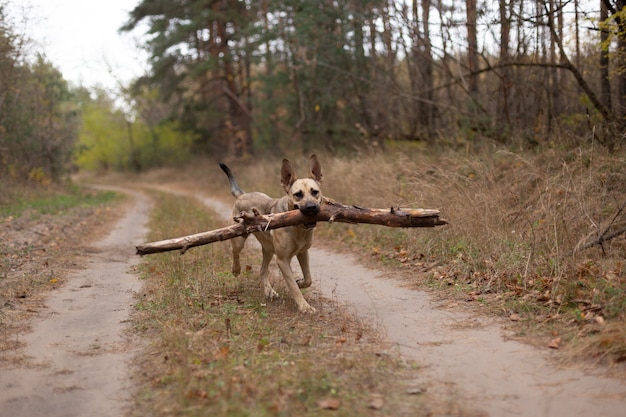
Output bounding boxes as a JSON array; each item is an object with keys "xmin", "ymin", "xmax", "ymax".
[
  {"xmin": 195, "ymin": 190, "xmax": 626, "ymax": 417},
  {"xmin": 0, "ymin": 187, "xmax": 151, "ymax": 417}
]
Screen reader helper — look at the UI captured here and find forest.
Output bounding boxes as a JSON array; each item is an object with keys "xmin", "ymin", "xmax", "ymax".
[{"xmin": 1, "ymin": 0, "xmax": 625, "ymax": 179}]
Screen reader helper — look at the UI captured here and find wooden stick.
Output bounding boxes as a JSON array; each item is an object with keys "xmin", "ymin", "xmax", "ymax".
[{"xmin": 136, "ymin": 200, "xmax": 447, "ymax": 256}]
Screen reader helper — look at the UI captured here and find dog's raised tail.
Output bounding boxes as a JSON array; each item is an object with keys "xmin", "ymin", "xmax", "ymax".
[{"xmin": 219, "ymin": 163, "xmax": 245, "ymax": 198}]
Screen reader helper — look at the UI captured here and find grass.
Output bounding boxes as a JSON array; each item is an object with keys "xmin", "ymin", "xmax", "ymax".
[
  {"xmin": 129, "ymin": 191, "xmax": 432, "ymax": 416},
  {"xmin": 0, "ymin": 183, "xmax": 118, "ymax": 219},
  {"xmin": 177, "ymin": 144, "xmax": 626, "ymax": 366}
]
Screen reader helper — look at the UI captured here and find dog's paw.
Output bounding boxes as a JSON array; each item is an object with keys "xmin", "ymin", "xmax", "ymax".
[
  {"xmin": 298, "ymin": 303, "xmax": 317, "ymax": 314},
  {"xmin": 296, "ymin": 278, "xmax": 312, "ymax": 289},
  {"xmin": 264, "ymin": 286, "xmax": 279, "ymax": 299}
]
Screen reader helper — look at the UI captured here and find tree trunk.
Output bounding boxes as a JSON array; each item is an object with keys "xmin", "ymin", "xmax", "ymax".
[
  {"xmin": 136, "ymin": 199, "xmax": 446, "ymax": 256},
  {"xmin": 616, "ymin": 0, "xmax": 626, "ymax": 119},
  {"xmin": 498, "ymin": 0, "xmax": 511, "ymax": 130},
  {"xmin": 600, "ymin": 0, "xmax": 612, "ymax": 111},
  {"xmin": 466, "ymin": 0, "xmax": 479, "ymax": 99},
  {"xmin": 420, "ymin": 0, "xmax": 436, "ymax": 141}
]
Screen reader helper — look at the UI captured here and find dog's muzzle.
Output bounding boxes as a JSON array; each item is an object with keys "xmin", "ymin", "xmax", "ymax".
[
  {"xmin": 296, "ymin": 203, "xmax": 320, "ymax": 229},
  {"xmin": 296, "ymin": 202, "xmax": 320, "ymax": 216}
]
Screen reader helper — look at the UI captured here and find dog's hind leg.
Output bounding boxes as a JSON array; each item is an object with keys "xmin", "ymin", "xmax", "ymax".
[{"xmin": 296, "ymin": 251, "xmax": 313, "ymax": 289}]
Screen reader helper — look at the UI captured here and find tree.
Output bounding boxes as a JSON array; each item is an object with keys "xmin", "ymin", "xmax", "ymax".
[
  {"xmin": 122, "ymin": 0, "xmax": 256, "ymax": 157},
  {"xmin": 466, "ymin": 0, "xmax": 479, "ymax": 99},
  {"xmin": 119, "ymin": 0, "xmax": 626, "ymax": 155},
  {"xmin": 75, "ymin": 87, "xmax": 194, "ymax": 172},
  {"xmin": 600, "ymin": 0, "xmax": 611, "ymax": 112},
  {"xmin": 0, "ymin": 4, "xmax": 79, "ymax": 182}
]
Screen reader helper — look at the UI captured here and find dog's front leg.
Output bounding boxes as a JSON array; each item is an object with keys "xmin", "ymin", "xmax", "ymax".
[
  {"xmin": 275, "ymin": 256, "xmax": 316, "ymax": 314},
  {"xmin": 296, "ymin": 250, "xmax": 313, "ymax": 288},
  {"xmin": 230, "ymin": 236, "xmax": 246, "ymax": 276},
  {"xmin": 259, "ymin": 246, "xmax": 279, "ymax": 299}
]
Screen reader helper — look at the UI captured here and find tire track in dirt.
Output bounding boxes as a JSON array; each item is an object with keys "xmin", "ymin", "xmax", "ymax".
[
  {"xmin": 0, "ymin": 187, "xmax": 151, "ymax": 417},
  {"xmin": 191, "ymin": 188, "xmax": 626, "ymax": 417}
]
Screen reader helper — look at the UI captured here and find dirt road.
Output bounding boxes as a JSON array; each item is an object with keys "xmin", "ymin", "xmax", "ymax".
[
  {"xmin": 1, "ymin": 185, "xmax": 625, "ymax": 417},
  {"xmin": 0, "ymin": 187, "xmax": 151, "ymax": 417}
]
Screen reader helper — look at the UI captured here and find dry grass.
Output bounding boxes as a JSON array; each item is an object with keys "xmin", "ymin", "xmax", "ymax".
[
  {"xmin": 128, "ymin": 191, "xmax": 435, "ymax": 416},
  {"xmin": 202, "ymin": 144, "xmax": 626, "ymax": 367}
]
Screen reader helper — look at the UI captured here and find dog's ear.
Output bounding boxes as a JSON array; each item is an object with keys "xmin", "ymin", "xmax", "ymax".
[
  {"xmin": 281, "ymin": 159, "xmax": 297, "ymax": 192},
  {"xmin": 309, "ymin": 154, "xmax": 323, "ymax": 183}
]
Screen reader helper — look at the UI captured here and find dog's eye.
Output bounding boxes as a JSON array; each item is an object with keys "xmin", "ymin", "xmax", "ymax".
[
  {"xmin": 294, "ymin": 191, "xmax": 304, "ymax": 199},
  {"xmin": 311, "ymin": 189, "xmax": 319, "ymax": 196}
]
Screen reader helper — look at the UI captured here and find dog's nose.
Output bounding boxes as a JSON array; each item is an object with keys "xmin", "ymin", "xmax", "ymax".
[{"xmin": 298, "ymin": 203, "xmax": 320, "ymax": 216}]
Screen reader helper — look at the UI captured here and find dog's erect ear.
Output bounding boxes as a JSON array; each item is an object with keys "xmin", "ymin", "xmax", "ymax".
[
  {"xmin": 309, "ymin": 154, "xmax": 323, "ymax": 183},
  {"xmin": 281, "ymin": 158, "xmax": 297, "ymax": 192}
]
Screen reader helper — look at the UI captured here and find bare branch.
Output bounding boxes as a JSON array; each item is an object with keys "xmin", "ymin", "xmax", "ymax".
[
  {"xmin": 136, "ymin": 199, "xmax": 447, "ymax": 256},
  {"xmin": 574, "ymin": 200, "xmax": 626, "ymax": 254}
]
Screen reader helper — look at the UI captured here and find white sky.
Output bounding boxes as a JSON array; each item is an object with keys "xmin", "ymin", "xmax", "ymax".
[{"xmin": 9, "ymin": 0, "xmax": 148, "ymax": 91}]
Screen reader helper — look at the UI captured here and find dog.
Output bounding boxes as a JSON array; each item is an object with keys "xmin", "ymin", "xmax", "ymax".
[{"xmin": 219, "ymin": 155, "xmax": 323, "ymax": 313}]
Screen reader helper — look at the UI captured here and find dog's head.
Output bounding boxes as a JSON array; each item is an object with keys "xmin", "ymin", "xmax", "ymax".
[{"xmin": 281, "ymin": 155, "xmax": 323, "ymax": 217}]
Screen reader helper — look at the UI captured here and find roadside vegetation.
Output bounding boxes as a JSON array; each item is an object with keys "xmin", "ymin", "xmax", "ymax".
[{"xmin": 0, "ymin": 182, "xmax": 117, "ymax": 218}]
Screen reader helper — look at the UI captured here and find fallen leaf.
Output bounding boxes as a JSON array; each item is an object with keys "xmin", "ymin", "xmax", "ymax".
[
  {"xmin": 595, "ymin": 316, "xmax": 605, "ymax": 325},
  {"xmin": 368, "ymin": 394, "xmax": 384, "ymax": 410},
  {"xmin": 548, "ymin": 337, "xmax": 561, "ymax": 349},
  {"xmin": 509, "ymin": 313, "xmax": 520, "ymax": 321},
  {"xmin": 317, "ymin": 397, "xmax": 341, "ymax": 410},
  {"xmin": 186, "ymin": 389, "xmax": 207, "ymax": 398},
  {"xmin": 215, "ymin": 345, "xmax": 230, "ymax": 359},
  {"xmin": 406, "ymin": 386, "xmax": 426, "ymax": 395}
]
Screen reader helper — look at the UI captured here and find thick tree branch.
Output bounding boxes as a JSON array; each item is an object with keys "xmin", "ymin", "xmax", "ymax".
[{"xmin": 136, "ymin": 200, "xmax": 447, "ymax": 256}]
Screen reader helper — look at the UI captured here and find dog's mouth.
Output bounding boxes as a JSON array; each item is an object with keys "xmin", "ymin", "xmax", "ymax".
[
  {"xmin": 295, "ymin": 203, "xmax": 319, "ymax": 229},
  {"xmin": 296, "ymin": 204, "xmax": 320, "ymax": 216}
]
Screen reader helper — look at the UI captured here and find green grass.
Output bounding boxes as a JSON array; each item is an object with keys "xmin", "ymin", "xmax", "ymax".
[
  {"xmin": 0, "ymin": 185, "xmax": 118, "ymax": 219},
  {"xmin": 129, "ymin": 191, "xmax": 431, "ymax": 417}
]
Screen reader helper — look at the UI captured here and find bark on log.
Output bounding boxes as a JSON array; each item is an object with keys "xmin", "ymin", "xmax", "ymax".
[{"xmin": 136, "ymin": 200, "xmax": 447, "ymax": 256}]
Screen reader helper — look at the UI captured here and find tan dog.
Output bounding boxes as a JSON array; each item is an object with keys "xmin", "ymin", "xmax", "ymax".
[{"xmin": 219, "ymin": 155, "xmax": 323, "ymax": 313}]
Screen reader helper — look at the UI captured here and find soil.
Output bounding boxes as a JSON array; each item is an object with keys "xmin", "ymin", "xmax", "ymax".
[{"xmin": 1, "ymin": 183, "xmax": 625, "ymax": 417}]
